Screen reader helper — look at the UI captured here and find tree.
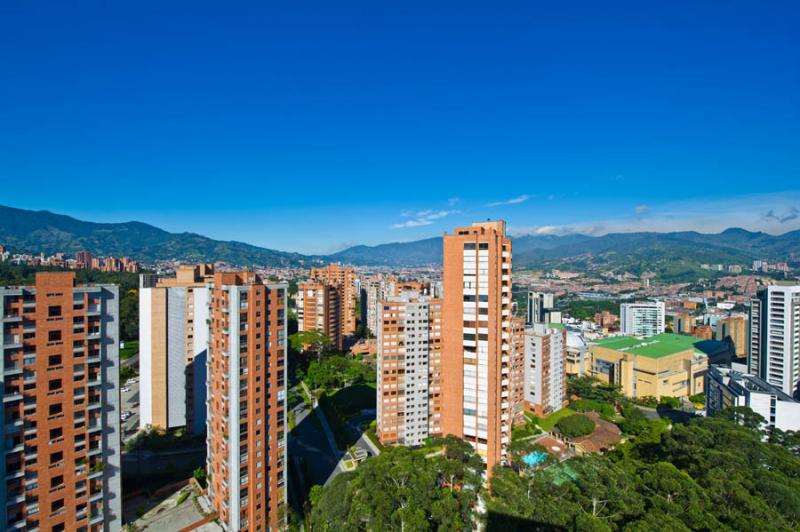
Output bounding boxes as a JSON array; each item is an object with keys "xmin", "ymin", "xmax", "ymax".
[
  {"xmin": 488, "ymin": 408, "xmax": 800, "ymax": 531},
  {"xmin": 556, "ymin": 414, "xmax": 595, "ymax": 438},
  {"xmin": 311, "ymin": 441, "xmax": 483, "ymax": 530}
]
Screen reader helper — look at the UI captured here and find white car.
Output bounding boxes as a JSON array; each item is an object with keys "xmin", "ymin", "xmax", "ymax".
[
  {"xmin": 126, "ymin": 378, "xmax": 138, "ymax": 385},
  {"xmin": 120, "ymin": 387, "xmax": 131, "ymax": 392}
]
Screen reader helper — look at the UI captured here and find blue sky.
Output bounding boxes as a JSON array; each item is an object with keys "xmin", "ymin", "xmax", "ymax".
[{"xmin": 1, "ymin": 1, "xmax": 798, "ymax": 254}]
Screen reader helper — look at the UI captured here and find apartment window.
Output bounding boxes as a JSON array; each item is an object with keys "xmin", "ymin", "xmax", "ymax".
[
  {"xmin": 48, "ymin": 330, "xmax": 62, "ymax": 342},
  {"xmin": 479, "ymin": 243, "xmax": 489, "ymax": 250},
  {"xmin": 50, "ymin": 451, "xmax": 63, "ymax": 464},
  {"xmin": 49, "ymin": 403, "xmax": 63, "ymax": 416},
  {"xmin": 464, "ymin": 243, "xmax": 476, "ymax": 250},
  {"xmin": 49, "ymin": 354, "xmax": 62, "ymax": 367},
  {"xmin": 51, "ymin": 498, "xmax": 64, "ymax": 512},
  {"xmin": 48, "ymin": 305, "xmax": 62, "ymax": 317},
  {"xmin": 50, "ymin": 428, "xmax": 63, "ymax": 440},
  {"xmin": 49, "ymin": 379, "xmax": 62, "ymax": 392}
]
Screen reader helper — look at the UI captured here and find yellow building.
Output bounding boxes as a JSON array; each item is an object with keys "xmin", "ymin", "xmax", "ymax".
[{"xmin": 588, "ymin": 333, "xmax": 708, "ymax": 400}]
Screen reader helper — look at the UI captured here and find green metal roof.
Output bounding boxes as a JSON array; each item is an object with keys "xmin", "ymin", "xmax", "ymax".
[{"xmin": 592, "ymin": 333, "xmax": 706, "ymax": 359}]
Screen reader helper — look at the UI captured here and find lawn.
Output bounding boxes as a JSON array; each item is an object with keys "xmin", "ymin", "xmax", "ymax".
[
  {"xmin": 538, "ymin": 408, "xmax": 576, "ymax": 431},
  {"xmin": 120, "ymin": 340, "xmax": 139, "ymax": 360}
]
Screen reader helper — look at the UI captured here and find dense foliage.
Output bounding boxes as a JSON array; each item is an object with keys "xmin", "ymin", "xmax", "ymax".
[
  {"xmin": 556, "ymin": 413, "xmax": 596, "ymax": 438},
  {"xmin": 310, "ymin": 436, "xmax": 483, "ymax": 531},
  {"xmin": 487, "ymin": 412, "xmax": 800, "ymax": 531},
  {"xmin": 561, "ymin": 299, "xmax": 620, "ymax": 321},
  {"xmin": 304, "ymin": 355, "xmax": 375, "ymax": 393}
]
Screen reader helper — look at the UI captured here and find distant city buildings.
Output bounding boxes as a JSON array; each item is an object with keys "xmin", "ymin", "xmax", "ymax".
[
  {"xmin": 593, "ymin": 310, "xmax": 618, "ymax": 331},
  {"xmin": 205, "ymin": 272, "xmax": 287, "ymax": 531},
  {"xmin": 523, "ymin": 323, "xmax": 567, "ymax": 416},
  {"xmin": 376, "ymin": 293, "xmax": 442, "ymax": 446},
  {"xmin": 708, "ymin": 364, "xmax": 800, "ymax": 431},
  {"xmin": 526, "ymin": 291, "xmax": 555, "ymax": 325},
  {"xmin": 139, "ymin": 265, "xmax": 214, "ymax": 433},
  {"xmin": 0, "ymin": 272, "xmax": 122, "ymax": 529},
  {"xmin": 620, "ymin": 300, "xmax": 665, "ymax": 338},
  {"xmin": 441, "ymin": 221, "xmax": 516, "ymax": 476},
  {"xmin": 748, "ymin": 283, "xmax": 800, "ymax": 398},
  {"xmin": 588, "ymin": 334, "xmax": 708, "ymax": 400},
  {"xmin": 0, "ymin": 245, "xmax": 139, "ymax": 273}
]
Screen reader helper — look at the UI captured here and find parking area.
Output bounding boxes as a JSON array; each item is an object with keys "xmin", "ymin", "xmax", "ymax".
[{"xmin": 120, "ymin": 378, "xmax": 140, "ymax": 443}]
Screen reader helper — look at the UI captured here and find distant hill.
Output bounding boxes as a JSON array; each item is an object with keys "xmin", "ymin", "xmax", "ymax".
[
  {"xmin": 330, "ymin": 237, "xmax": 443, "ymax": 266},
  {"xmin": 2, "ymin": 205, "xmax": 798, "ymax": 281},
  {"xmin": 0, "ymin": 205, "xmax": 318, "ymax": 267},
  {"xmin": 331, "ymin": 227, "xmax": 800, "ymax": 281}
]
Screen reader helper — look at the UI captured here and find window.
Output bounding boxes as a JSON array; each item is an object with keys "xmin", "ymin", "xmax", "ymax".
[
  {"xmin": 49, "ymin": 428, "xmax": 63, "ymax": 440},
  {"xmin": 50, "ymin": 451, "xmax": 63, "ymax": 464},
  {"xmin": 464, "ymin": 243, "xmax": 476, "ymax": 250},
  {"xmin": 48, "ymin": 330, "xmax": 62, "ymax": 342},
  {"xmin": 49, "ymin": 354, "xmax": 62, "ymax": 367},
  {"xmin": 49, "ymin": 379, "xmax": 62, "ymax": 392},
  {"xmin": 49, "ymin": 404, "xmax": 63, "ymax": 416},
  {"xmin": 48, "ymin": 305, "xmax": 62, "ymax": 317},
  {"xmin": 51, "ymin": 499, "xmax": 64, "ymax": 512}
]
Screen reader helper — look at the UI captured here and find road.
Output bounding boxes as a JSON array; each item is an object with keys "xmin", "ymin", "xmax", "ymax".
[{"xmin": 120, "ymin": 379, "xmax": 140, "ymax": 443}]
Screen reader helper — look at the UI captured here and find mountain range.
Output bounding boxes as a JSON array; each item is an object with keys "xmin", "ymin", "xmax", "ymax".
[{"xmin": 1, "ymin": 205, "xmax": 798, "ymax": 281}]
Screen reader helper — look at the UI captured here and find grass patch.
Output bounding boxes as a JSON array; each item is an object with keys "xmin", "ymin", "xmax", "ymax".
[
  {"xmin": 120, "ymin": 340, "xmax": 139, "ymax": 360},
  {"xmin": 176, "ymin": 490, "xmax": 191, "ymax": 505},
  {"xmin": 538, "ymin": 408, "xmax": 576, "ymax": 431},
  {"xmin": 365, "ymin": 426, "xmax": 385, "ymax": 452}
]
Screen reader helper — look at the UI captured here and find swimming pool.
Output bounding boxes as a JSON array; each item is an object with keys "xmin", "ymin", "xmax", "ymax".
[{"xmin": 522, "ymin": 451, "xmax": 548, "ymax": 467}]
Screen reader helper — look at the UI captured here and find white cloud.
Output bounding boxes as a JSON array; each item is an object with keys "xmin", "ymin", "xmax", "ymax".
[
  {"xmin": 391, "ymin": 209, "xmax": 459, "ymax": 229},
  {"xmin": 487, "ymin": 194, "xmax": 529, "ymax": 207},
  {"xmin": 634, "ymin": 205, "xmax": 649, "ymax": 214},
  {"xmin": 510, "ymin": 191, "xmax": 800, "ymax": 237}
]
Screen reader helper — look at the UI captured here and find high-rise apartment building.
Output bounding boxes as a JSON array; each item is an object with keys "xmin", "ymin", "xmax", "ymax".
[
  {"xmin": 523, "ymin": 323, "xmax": 567, "ymax": 416},
  {"xmin": 376, "ymin": 293, "xmax": 442, "ymax": 446},
  {"xmin": 749, "ymin": 284, "xmax": 800, "ymax": 398},
  {"xmin": 441, "ymin": 221, "xmax": 513, "ymax": 476},
  {"xmin": 527, "ymin": 291, "xmax": 554, "ymax": 325},
  {"xmin": 296, "ymin": 283, "xmax": 342, "ymax": 349},
  {"xmin": 510, "ymin": 317, "xmax": 527, "ymax": 426},
  {"xmin": 0, "ymin": 272, "xmax": 122, "ymax": 530},
  {"xmin": 139, "ymin": 265, "xmax": 213, "ymax": 433},
  {"xmin": 620, "ymin": 301, "xmax": 665, "ymax": 338},
  {"xmin": 205, "ymin": 272, "xmax": 287, "ymax": 531},
  {"xmin": 310, "ymin": 265, "xmax": 357, "ymax": 337}
]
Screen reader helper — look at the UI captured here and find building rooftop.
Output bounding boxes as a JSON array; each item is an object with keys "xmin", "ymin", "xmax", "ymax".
[
  {"xmin": 549, "ymin": 322, "xmax": 565, "ymax": 330},
  {"xmin": 592, "ymin": 333, "xmax": 707, "ymax": 359}
]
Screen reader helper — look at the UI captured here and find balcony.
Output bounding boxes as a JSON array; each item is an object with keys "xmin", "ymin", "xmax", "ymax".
[
  {"xmin": 3, "ymin": 335, "xmax": 22, "ymax": 349},
  {"xmin": 3, "ymin": 362, "xmax": 22, "ymax": 376},
  {"xmin": 3, "ymin": 391, "xmax": 23, "ymax": 403}
]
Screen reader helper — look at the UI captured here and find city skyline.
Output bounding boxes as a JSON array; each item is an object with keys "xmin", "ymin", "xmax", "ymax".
[{"xmin": 2, "ymin": 2, "xmax": 799, "ymax": 253}]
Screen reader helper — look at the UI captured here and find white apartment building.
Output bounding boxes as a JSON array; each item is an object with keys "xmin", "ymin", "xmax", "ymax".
[
  {"xmin": 620, "ymin": 301, "xmax": 665, "ymax": 338},
  {"xmin": 708, "ymin": 364, "xmax": 800, "ymax": 431},
  {"xmin": 523, "ymin": 323, "xmax": 567, "ymax": 416},
  {"xmin": 749, "ymin": 284, "xmax": 800, "ymax": 398}
]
